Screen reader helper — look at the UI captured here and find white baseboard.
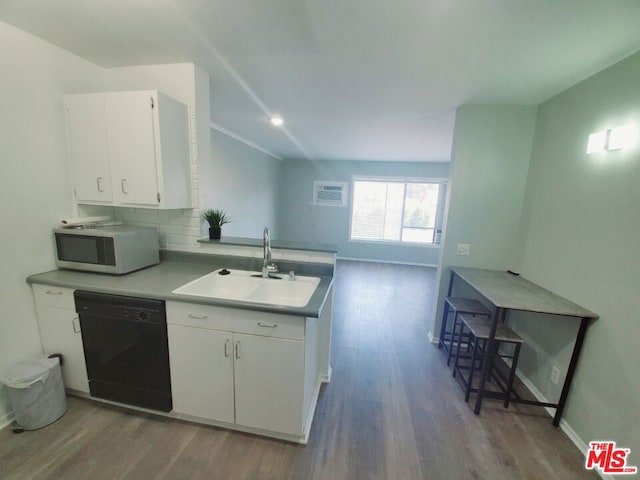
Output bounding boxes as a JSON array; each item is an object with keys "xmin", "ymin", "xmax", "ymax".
[
  {"xmin": 514, "ymin": 368, "xmax": 612, "ymax": 480},
  {"xmin": 427, "ymin": 331, "xmax": 439, "ymax": 344},
  {"xmin": 319, "ymin": 366, "xmax": 332, "ymax": 384},
  {"xmin": 0, "ymin": 411, "xmax": 15, "ymax": 431},
  {"xmin": 336, "ymin": 256, "xmax": 437, "ymax": 268}
]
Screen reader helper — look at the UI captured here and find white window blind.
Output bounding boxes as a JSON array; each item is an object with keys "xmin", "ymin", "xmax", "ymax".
[{"xmin": 350, "ymin": 179, "xmax": 442, "ymax": 245}]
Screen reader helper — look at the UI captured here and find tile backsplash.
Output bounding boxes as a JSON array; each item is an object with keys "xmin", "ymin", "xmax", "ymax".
[{"xmin": 77, "ymin": 205, "xmax": 203, "ymax": 252}]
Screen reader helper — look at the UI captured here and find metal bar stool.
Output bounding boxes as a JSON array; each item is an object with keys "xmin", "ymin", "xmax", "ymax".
[
  {"xmin": 453, "ymin": 313, "xmax": 523, "ymax": 408},
  {"xmin": 438, "ymin": 297, "xmax": 491, "ymax": 366}
]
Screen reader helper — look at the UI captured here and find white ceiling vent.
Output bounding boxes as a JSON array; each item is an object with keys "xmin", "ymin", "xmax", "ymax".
[{"xmin": 313, "ymin": 181, "xmax": 348, "ymax": 207}]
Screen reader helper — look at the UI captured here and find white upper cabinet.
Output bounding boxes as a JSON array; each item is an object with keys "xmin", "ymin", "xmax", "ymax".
[
  {"xmin": 65, "ymin": 94, "xmax": 112, "ymax": 203},
  {"xmin": 64, "ymin": 90, "xmax": 192, "ymax": 209}
]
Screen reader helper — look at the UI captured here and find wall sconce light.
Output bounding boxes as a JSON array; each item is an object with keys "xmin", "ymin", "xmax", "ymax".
[
  {"xmin": 587, "ymin": 123, "xmax": 639, "ymax": 154},
  {"xmin": 608, "ymin": 124, "xmax": 638, "ymax": 151}
]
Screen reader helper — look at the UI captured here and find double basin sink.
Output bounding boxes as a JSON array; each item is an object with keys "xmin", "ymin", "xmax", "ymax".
[{"xmin": 172, "ymin": 268, "xmax": 321, "ymax": 308}]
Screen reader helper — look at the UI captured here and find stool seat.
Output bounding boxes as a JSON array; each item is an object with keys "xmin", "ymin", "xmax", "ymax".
[
  {"xmin": 439, "ymin": 297, "xmax": 492, "ymax": 366},
  {"xmin": 459, "ymin": 314, "xmax": 523, "ymax": 343},
  {"xmin": 445, "ymin": 297, "xmax": 491, "ymax": 316}
]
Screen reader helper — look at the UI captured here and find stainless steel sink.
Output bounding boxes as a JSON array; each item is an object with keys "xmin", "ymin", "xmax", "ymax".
[{"xmin": 171, "ymin": 268, "xmax": 320, "ymax": 308}]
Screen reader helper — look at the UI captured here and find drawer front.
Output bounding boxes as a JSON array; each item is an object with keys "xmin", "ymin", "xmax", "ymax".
[
  {"xmin": 32, "ymin": 284, "xmax": 75, "ymax": 309},
  {"xmin": 166, "ymin": 301, "xmax": 233, "ymax": 331},
  {"xmin": 233, "ymin": 310, "xmax": 304, "ymax": 341}
]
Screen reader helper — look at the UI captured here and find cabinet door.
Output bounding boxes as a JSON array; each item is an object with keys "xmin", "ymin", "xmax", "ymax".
[
  {"xmin": 35, "ymin": 306, "xmax": 89, "ymax": 393},
  {"xmin": 65, "ymin": 94, "xmax": 112, "ymax": 203},
  {"xmin": 234, "ymin": 333, "xmax": 304, "ymax": 435},
  {"xmin": 106, "ymin": 91, "xmax": 161, "ymax": 207},
  {"xmin": 168, "ymin": 324, "xmax": 235, "ymax": 423}
]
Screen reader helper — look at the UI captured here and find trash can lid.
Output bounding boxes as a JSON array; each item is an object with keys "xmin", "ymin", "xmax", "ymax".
[{"xmin": 2, "ymin": 356, "xmax": 59, "ymax": 389}]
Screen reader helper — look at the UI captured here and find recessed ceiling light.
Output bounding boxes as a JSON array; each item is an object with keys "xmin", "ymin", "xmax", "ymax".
[{"xmin": 269, "ymin": 116, "xmax": 284, "ymax": 127}]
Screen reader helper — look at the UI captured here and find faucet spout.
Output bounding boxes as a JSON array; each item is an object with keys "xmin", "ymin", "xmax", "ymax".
[
  {"xmin": 263, "ymin": 227, "xmax": 271, "ymax": 262},
  {"xmin": 262, "ymin": 227, "xmax": 278, "ymax": 277}
]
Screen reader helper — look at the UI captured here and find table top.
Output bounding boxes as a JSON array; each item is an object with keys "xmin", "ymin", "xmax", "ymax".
[{"xmin": 450, "ymin": 267, "xmax": 598, "ymax": 319}]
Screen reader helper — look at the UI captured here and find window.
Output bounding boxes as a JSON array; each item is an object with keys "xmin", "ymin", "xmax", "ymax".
[{"xmin": 350, "ymin": 178, "xmax": 445, "ymax": 245}]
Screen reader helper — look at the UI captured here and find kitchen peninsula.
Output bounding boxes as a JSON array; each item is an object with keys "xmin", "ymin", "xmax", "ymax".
[{"xmin": 27, "ymin": 249, "xmax": 336, "ymax": 444}]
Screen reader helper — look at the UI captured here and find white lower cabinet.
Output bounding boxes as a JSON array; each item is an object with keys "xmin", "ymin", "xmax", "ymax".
[
  {"xmin": 234, "ymin": 333, "xmax": 304, "ymax": 435},
  {"xmin": 31, "ymin": 284, "xmax": 89, "ymax": 393},
  {"xmin": 166, "ymin": 301, "xmax": 309, "ymax": 438},
  {"xmin": 167, "ymin": 324, "xmax": 234, "ymax": 423}
]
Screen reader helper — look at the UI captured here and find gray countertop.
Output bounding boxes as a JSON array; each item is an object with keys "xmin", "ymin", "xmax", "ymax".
[
  {"xmin": 198, "ymin": 236, "xmax": 339, "ymax": 253},
  {"xmin": 27, "ymin": 252, "xmax": 334, "ymax": 318},
  {"xmin": 450, "ymin": 267, "xmax": 598, "ymax": 319}
]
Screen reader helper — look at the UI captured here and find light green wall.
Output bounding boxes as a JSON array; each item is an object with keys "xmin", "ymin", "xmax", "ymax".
[
  {"xmin": 432, "ymin": 105, "xmax": 538, "ymax": 333},
  {"xmin": 511, "ymin": 51, "xmax": 640, "ymax": 458},
  {"xmin": 434, "ymin": 53, "xmax": 640, "ymax": 461},
  {"xmin": 210, "ymin": 130, "xmax": 282, "ymax": 239},
  {"xmin": 277, "ymin": 160, "xmax": 450, "ymax": 265}
]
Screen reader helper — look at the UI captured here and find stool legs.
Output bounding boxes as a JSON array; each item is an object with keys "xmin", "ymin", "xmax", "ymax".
[
  {"xmin": 446, "ymin": 313, "xmax": 460, "ymax": 366},
  {"xmin": 438, "ymin": 301, "xmax": 451, "ymax": 350},
  {"xmin": 452, "ymin": 319, "xmax": 466, "ymax": 379},
  {"xmin": 504, "ymin": 343, "xmax": 521, "ymax": 408},
  {"xmin": 465, "ymin": 335, "xmax": 481, "ymax": 402},
  {"xmin": 453, "ymin": 325, "xmax": 522, "ymax": 409}
]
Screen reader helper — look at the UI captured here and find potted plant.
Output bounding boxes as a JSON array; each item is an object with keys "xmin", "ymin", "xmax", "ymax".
[{"xmin": 202, "ymin": 208, "xmax": 231, "ymax": 240}]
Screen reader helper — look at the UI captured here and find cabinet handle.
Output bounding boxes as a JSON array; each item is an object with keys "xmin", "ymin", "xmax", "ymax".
[
  {"xmin": 45, "ymin": 290, "xmax": 63, "ymax": 295},
  {"xmin": 224, "ymin": 339, "xmax": 230, "ymax": 357},
  {"xmin": 120, "ymin": 179, "xmax": 127, "ymax": 194},
  {"xmin": 235, "ymin": 341, "xmax": 240, "ymax": 359},
  {"xmin": 188, "ymin": 314, "xmax": 208, "ymax": 320},
  {"xmin": 257, "ymin": 322, "xmax": 277, "ymax": 329},
  {"xmin": 72, "ymin": 316, "xmax": 80, "ymax": 334},
  {"xmin": 96, "ymin": 177, "xmax": 104, "ymax": 192}
]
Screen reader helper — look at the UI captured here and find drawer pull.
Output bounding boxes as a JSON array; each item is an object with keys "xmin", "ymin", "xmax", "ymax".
[
  {"xmin": 257, "ymin": 322, "xmax": 277, "ymax": 329},
  {"xmin": 188, "ymin": 314, "xmax": 208, "ymax": 320},
  {"xmin": 224, "ymin": 339, "xmax": 230, "ymax": 357},
  {"xmin": 235, "ymin": 341, "xmax": 241, "ymax": 359},
  {"xmin": 46, "ymin": 290, "xmax": 63, "ymax": 295}
]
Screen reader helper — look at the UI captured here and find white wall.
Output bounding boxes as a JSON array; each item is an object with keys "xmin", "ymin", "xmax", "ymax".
[
  {"xmin": 208, "ymin": 129, "xmax": 281, "ymax": 238},
  {"xmin": 0, "ymin": 21, "xmax": 105, "ymax": 423},
  {"xmin": 431, "ymin": 105, "xmax": 537, "ymax": 337},
  {"xmin": 277, "ymin": 159, "xmax": 449, "ymax": 265},
  {"xmin": 511, "ymin": 51, "xmax": 640, "ymax": 459}
]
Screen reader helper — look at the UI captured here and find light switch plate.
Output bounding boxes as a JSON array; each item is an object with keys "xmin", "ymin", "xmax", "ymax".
[{"xmin": 456, "ymin": 243, "xmax": 471, "ymax": 256}]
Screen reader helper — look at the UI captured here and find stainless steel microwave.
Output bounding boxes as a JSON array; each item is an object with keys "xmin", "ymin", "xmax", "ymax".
[{"xmin": 54, "ymin": 225, "xmax": 159, "ymax": 274}]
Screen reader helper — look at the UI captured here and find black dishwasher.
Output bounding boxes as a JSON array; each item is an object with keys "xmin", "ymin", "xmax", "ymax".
[{"xmin": 75, "ymin": 291, "xmax": 172, "ymax": 412}]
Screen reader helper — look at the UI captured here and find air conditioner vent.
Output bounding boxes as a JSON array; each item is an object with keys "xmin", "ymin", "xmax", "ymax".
[{"xmin": 313, "ymin": 181, "xmax": 348, "ymax": 207}]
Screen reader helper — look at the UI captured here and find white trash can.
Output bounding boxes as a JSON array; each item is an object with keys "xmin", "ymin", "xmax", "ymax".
[{"xmin": 2, "ymin": 356, "xmax": 67, "ymax": 430}]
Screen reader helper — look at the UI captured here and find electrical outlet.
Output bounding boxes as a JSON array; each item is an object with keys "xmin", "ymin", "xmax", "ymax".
[
  {"xmin": 456, "ymin": 243, "xmax": 471, "ymax": 256},
  {"xmin": 550, "ymin": 366, "xmax": 561, "ymax": 385}
]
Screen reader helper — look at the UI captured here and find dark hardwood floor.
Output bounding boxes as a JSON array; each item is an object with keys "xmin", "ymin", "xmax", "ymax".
[{"xmin": 0, "ymin": 260, "xmax": 596, "ymax": 479}]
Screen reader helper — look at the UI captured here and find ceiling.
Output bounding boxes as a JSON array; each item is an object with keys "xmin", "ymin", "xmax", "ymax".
[{"xmin": 2, "ymin": 1, "xmax": 640, "ymax": 163}]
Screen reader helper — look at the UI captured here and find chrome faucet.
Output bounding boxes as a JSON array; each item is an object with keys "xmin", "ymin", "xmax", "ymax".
[{"xmin": 262, "ymin": 227, "xmax": 279, "ymax": 278}]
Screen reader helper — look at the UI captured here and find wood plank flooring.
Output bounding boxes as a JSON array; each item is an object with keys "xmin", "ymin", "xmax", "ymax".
[{"xmin": 0, "ymin": 260, "xmax": 596, "ymax": 479}]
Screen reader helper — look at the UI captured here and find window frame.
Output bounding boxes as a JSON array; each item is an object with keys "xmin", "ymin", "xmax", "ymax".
[{"xmin": 348, "ymin": 176, "xmax": 447, "ymax": 247}]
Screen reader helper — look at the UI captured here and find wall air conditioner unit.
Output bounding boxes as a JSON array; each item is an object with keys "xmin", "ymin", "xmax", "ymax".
[{"xmin": 313, "ymin": 181, "xmax": 348, "ymax": 207}]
